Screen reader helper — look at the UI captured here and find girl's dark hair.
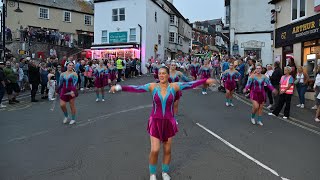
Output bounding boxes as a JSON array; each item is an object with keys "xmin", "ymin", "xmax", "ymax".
[{"xmin": 159, "ymin": 66, "xmax": 169, "ymax": 74}]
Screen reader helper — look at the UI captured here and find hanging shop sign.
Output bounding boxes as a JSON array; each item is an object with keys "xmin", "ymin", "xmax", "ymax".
[
  {"xmin": 275, "ymin": 13, "xmax": 320, "ymax": 48},
  {"xmin": 109, "ymin": 32, "xmax": 128, "ymax": 43}
]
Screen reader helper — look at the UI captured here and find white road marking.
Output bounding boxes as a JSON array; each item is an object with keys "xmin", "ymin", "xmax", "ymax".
[
  {"xmin": 6, "ymin": 104, "xmax": 152, "ymax": 143},
  {"xmin": 232, "ymin": 94, "xmax": 320, "ymax": 136},
  {"xmin": 196, "ymin": 123, "xmax": 291, "ymax": 180}
]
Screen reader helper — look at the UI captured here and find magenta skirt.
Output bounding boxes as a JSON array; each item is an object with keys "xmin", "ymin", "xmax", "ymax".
[
  {"xmin": 250, "ymin": 91, "xmax": 266, "ymax": 104},
  {"xmin": 147, "ymin": 117, "xmax": 178, "ymax": 142},
  {"xmin": 94, "ymin": 76, "xmax": 107, "ymax": 88},
  {"xmin": 224, "ymin": 81, "xmax": 236, "ymax": 91},
  {"xmin": 174, "ymin": 91, "xmax": 182, "ymax": 101},
  {"xmin": 60, "ymin": 88, "xmax": 78, "ymax": 102}
]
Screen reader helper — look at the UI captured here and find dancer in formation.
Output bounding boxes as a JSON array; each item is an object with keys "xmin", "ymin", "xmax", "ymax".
[
  {"xmin": 57, "ymin": 62, "xmax": 78, "ymax": 125},
  {"xmin": 152, "ymin": 60, "xmax": 162, "ymax": 82},
  {"xmin": 110, "ymin": 66, "xmax": 215, "ymax": 180},
  {"xmin": 244, "ymin": 63, "xmax": 276, "ymax": 126},
  {"xmin": 94, "ymin": 60, "xmax": 108, "ymax": 102},
  {"xmin": 222, "ymin": 62, "xmax": 241, "ymax": 106},
  {"xmin": 198, "ymin": 60, "xmax": 213, "ymax": 94},
  {"xmin": 189, "ymin": 58, "xmax": 200, "ymax": 80},
  {"xmin": 108, "ymin": 60, "xmax": 118, "ymax": 91},
  {"xmin": 169, "ymin": 61, "xmax": 191, "ymax": 123}
]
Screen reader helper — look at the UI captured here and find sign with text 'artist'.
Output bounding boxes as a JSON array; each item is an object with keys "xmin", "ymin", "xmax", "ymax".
[
  {"xmin": 275, "ymin": 13, "xmax": 320, "ymax": 48},
  {"xmin": 109, "ymin": 32, "xmax": 127, "ymax": 43}
]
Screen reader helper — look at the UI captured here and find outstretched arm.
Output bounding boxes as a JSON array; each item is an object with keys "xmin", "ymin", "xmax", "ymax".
[
  {"xmin": 244, "ymin": 76, "xmax": 254, "ymax": 92},
  {"xmin": 176, "ymin": 78, "xmax": 209, "ymax": 91},
  {"xmin": 112, "ymin": 83, "xmax": 152, "ymax": 93},
  {"xmin": 264, "ymin": 76, "xmax": 275, "ymax": 92},
  {"xmin": 178, "ymin": 72, "xmax": 191, "ymax": 82}
]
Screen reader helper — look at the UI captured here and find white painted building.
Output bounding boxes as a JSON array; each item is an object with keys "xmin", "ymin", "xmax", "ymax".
[
  {"xmin": 93, "ymin": 0, "xmax": 192, "ymax": 73},
  {"xmin": 224, "ymin": 0, "xmax": 274, "ymax": 65}
]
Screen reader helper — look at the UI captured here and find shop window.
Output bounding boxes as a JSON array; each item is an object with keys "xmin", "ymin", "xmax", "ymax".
[
  {"xmin": 291, "ymin": 0, "xmax": 306, "ymax": 21},
  {"xmin": 304, "ymin": 40, "xmax": 317, "ymax": 47}
]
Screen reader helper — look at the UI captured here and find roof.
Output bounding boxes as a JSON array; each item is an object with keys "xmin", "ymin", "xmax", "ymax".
[
  {"xmin": 20, "ymin": 0, "xmax": 94, "ymax": 14},
  {"xmin": 162, "ymin": 0, "xmax": 191, "ymax": 26},
  {"xmin": 268, "ymin": 0, "xmax": 283, "ymax": 4}
]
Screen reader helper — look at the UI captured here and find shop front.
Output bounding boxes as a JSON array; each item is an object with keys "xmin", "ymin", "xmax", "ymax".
[
  {"xmin": 91, "ymin": 43, "xmax": 140, "ymax": 60},
  {"xmin": 275, "ymin": 13, "xmax": 320, "ymax": 89}
]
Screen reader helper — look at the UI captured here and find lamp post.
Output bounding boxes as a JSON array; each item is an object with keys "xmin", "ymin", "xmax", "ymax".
[{"xmin": 1, "ymin": 0, "xmax": 23, "ymax": 60}]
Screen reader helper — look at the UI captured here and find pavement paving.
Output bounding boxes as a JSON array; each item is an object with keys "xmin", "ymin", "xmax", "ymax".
[{"xmin": 0, "ymin": 76, "xmax": 319, "ymax": 180}]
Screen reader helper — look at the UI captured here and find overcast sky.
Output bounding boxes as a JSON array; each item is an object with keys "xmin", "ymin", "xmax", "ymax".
[{"xmin": 173, "ymin": 0, "xmax": 224, "ymax": 22}]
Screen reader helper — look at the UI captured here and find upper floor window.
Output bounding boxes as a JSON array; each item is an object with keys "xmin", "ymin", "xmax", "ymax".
[
  {"xmin": 85, "ymin": 15, "xmax": 92, "ymax": 25},
  {"xmin": 64, "ymin": 11, "xmax": 71, "ymax": 22},
  {"xmin": 112, "ymin": 8, "xmax": 125, "ymax": 21},
  {"xmin": 155, "ymin": 12, "xmax": 157, "ymax": 22},
  {"xmin": 129, "ymin": 28, "xmax": 136, "ymax": 41},
  {"xmin": 292, "ymin": 0, "xmax": 306, "ymax": 21},
  {"xmin": 170, "ymin": 15, "xmax": 175, "ymax": 24},
  {"xmin": 102, "ymin": 30, "xmax": 108, "ymax": 43},
  {"xmin": 169, "ymin": 32, "xmax": 175, "ymax": 43},
  {"xmin": 39, "ymin": 7, "xmax": 49, "ymax": 19}
]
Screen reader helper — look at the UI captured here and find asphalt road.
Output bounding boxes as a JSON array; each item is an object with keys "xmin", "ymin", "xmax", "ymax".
[{"xmin": 0, "ymin": 76, "xmax": 319, "ymax": 180}]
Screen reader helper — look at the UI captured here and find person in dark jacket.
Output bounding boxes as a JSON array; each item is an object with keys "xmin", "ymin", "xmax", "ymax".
[
  {"xmin": 0, "ymin": 61, "xmax": 7, "ymax": 108},
  {"xmin": 270, "ymin": 61, "xmax": 282, "ymax": 110},
  {"xmin": 28, "ymin": 60, "xmax": 41, "ymax": 102}
]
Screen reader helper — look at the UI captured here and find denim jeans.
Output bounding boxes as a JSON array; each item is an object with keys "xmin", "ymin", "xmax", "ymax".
[
  {"xmin": 80, "ymin": 74, "xmax": 85, "ymax": 88},
  {"xmin": 297, "ymin": 83, "xmax": 307, "ymax": 104}
]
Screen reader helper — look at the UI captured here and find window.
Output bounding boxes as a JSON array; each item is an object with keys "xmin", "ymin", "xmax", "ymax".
[
  {"xmin": 178, "ymin": 36, "xmax": 182, "ymax": 45},
  {"xmin": 101, "ymin": 30, "xmax": 108, "ymax": 43},
  {"xmin": 225, "ymin": 5, "xmax": 230, "ymax": 24},
  {"xmin": 155, "ymin": 12, "xmax": 157, "ymax": 22},
  {"xmin": 119, "ymin": 8, "xmax": 125, "ymax": 21},
  {"xmin": 170, "ymin": 15, "xmax": 175, "ymax": 24},
  {"xmin": 85, "ymin": 15, "xmax": 92, "ymax": 25},
  {"xmin": 158, "ymin": 34, "xmax": 161, "ymax": 45},
  {"xmin": 292, "ymin": 0, "xmax": 306, "ymax": 21},
  {"xmin": 112, "ymin": 8, "xmax": 125, "ymax": 21},
  {"xmin": 169, "ymin": 32, "xmax": 175, "ymax": 43},
  {"xmin": 129, "ymin": 28, "xmax": 136, "ymax": 41},
  {"xmin": 39, "ymin": 7, "xmax": 49, "ymax": 19},
  {"xmin": 64, "ymin": 11, "xmax": 71, "ymax": 22}
]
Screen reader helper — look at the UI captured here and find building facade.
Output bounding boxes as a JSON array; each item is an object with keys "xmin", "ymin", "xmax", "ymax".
[
  {"xmin": 224, "ymin": 0, "xmax": 274, "ymax": 65},
  {"xmin": 93, "ymin": 0, "xmax": 192, "ymax": 73},
  {"xmin": 5, "ymin": 0, "xmax": 94, "ymax": 49}
]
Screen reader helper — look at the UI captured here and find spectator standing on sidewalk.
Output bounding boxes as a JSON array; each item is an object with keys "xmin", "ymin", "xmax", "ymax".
[
  {"xmin": 28, "ymin": 60, "xmax": 41, "ymax": 102},
  {"xmin": 269, "ymin": 66, "xmax": 294, "ymax": 119},
  {"xmin": 3, "ymin": 61, "xmax": 20, "ymax": 104},
  {"xmin": 14, "ymin": 63, "xmax": 24, "ymax": 91},
  {"xmin": 265, "ymin": 64, "xmax": 274, "ymax": 109},
  {"xmin": 314, "ymin": 68, "xmax": 320, "ymax": 122},
  {"xmin": 40, "ymin": 63, "xmax": 49, "ymax": 99},
  {"xmin": 295, "ymin": 66, "xmax": 309, "ymax": 109},
  {"xmin": 0, "ymin": 61, "xmax": 6, "ymax": 108},
  {"xmin": 269, "ymin": 61, "xmax": 282, "ymax": 110}
]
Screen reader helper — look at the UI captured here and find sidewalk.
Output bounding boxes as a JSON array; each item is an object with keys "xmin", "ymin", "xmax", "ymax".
[{"xmin": 234, "ymin": 92, "xmax": 320, "ymax": 129}]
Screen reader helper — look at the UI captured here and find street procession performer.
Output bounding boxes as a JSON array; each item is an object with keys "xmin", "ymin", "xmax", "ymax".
[
  {"xmin": 221, "ymin": 62, "xmax": 241, "ymax": 107},
  {"xmin": 198, "ymin": 59, "xmax": 213, "ymax": 95},
  {"xmin": 243, "ymin": 63, "xmax": 277, "ymax": 126},
  {"xmin": 94, "ymin": 60, "xmax": 108, "ymax": 102},
  {"xmin": 57, "ymin": 62, "xmax": 78, "ymax": 125},
  {"xmin": 110, "ymin": 66, "xmax": 215, "ymax": 180},
  {"xmin": 168, "ymin": 60, "xmax": 191, "ymax": 124}
]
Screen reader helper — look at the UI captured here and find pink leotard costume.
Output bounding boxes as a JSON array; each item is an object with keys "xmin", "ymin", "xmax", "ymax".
[
  {"xmin": 189, "ymin": 63, "xmax": 200, "ymax": 79},
  {"xmin": 94, "ymin": 67, "xmax": 108, "ymax": 88},
  {"xmin": 222, "ymin": 70, "xmax": 241, "ymax": 91},
  {"xmin": 245, "ymin": 76, "xmax": 275, "ymax": 104},
  {"xmin": 108, "ymin": 66, "xmax": 118, "ymax": 82},
  {"xmin": 168, "ymin": 72, "xmax": 191, "ymax": 101},
  {"xmin": 198, "ymin": 66, "xmax": 212, "ymax": 79},
  {"xmin": 57, "ymin": 73, "xmax": 78, "ymax": 102},
  {"xmin": 120, "ymin": 78, "xmax": 208, "ymax": 142}
]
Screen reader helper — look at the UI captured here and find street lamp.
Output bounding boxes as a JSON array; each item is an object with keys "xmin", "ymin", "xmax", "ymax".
[{"xmin": 2, "ymin": 0, "xmax": 23, "ymax": 60}]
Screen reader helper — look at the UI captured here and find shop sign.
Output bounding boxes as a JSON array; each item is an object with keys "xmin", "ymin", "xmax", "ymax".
[
  {"xmin": 109, "ymin": 32, "xmax": 127, "ymax": 43},
  {"xmin": 275, "ymin": 13, "xmax": 320, "ymax": 48},
  {"xmin": 241, "ymin": 40, "xmax": 265, "ymax": 48}
]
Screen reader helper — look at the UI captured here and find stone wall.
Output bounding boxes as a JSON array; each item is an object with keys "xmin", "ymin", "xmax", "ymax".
[{"xmin": 5, "ymin": 41, "xmax": 82, "ymax": 60}]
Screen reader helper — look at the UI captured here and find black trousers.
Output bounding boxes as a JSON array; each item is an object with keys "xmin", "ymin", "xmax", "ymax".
[
  {"xmin": 265, "ymin": 86, "xmax": 273, "ymax": 105},
  {"xmin": 272, "ymin": 94, "xmax": 292, "ymax": 117},
  {"xmin": 31, "ymin": 83, "xmax": 39, "ymax": 100}
]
